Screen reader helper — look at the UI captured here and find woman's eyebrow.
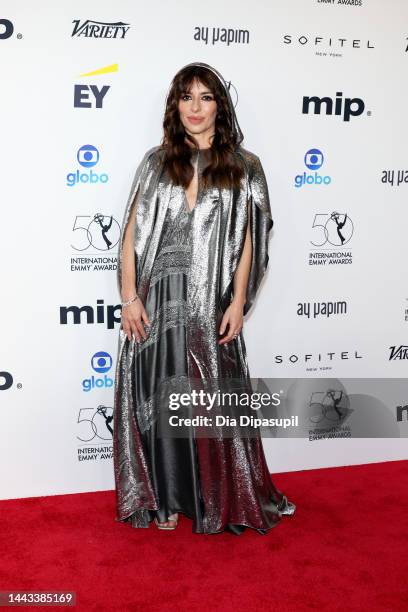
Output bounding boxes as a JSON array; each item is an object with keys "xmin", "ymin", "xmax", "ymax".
[{"xmin": 183, "ymin": 90, "xmax": 213, "ymax": 95}]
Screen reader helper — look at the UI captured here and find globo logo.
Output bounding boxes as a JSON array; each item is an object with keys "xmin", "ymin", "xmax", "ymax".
[
  {"xmin": 82, "ymin": 351, "xmax": 113, "ymax": 392},
  {"xmin": 67, "ymin": 145, "xmax": 109, "ymax": 187},
  {"xmin": 294, "ymin": 148, "xmax": 332, "ymax": 188}
]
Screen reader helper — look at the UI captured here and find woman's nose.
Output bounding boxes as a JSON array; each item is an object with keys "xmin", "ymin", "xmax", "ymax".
[{"xmin": 191, "ymin": 98, "xmax": 201, "ymax": 112}]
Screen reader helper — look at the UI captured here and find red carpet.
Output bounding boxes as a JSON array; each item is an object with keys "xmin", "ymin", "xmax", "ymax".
[{"xmin": 0, "ymin": 460, "xmax": 407, "ymax": 611}]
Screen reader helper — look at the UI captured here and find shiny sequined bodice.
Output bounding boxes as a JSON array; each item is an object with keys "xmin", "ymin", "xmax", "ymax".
[{"xmin": 149, "ymin": 185, "xmax": 193, "ymax": 288}]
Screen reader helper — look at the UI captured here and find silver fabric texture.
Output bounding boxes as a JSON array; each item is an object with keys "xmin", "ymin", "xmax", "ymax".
[
  {"xmin": 112, "ymin": 143, "xmax": 276, "ymax": 526},
  {"xmin": 112, "ymin": 61, "xmax": 290, "ymax": 532}
]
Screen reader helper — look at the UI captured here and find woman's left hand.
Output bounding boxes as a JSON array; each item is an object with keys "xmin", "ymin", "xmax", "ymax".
[{"xmin": 218, "ymin": 300, "xmax": 244, "ymax": 345}]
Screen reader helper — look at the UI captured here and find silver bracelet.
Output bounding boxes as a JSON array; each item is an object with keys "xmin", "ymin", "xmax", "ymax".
[{"xmin": 121, "ymin": 293, "xmax": 140, "ymax": 308}]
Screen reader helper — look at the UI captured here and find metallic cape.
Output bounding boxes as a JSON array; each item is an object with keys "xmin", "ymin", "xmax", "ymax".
[
  {"xmin": 116, "ymin": 144, "xmax": 274, "ymax": 319},
  {"xmin": 112, "ymin": 61, "xmax": 295, "ymax": 533}
]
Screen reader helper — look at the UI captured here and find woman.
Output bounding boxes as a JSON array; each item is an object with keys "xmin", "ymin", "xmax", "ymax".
[{"xmin": 113, "ymin": 61, "xmax": 296, "ymax": 535}]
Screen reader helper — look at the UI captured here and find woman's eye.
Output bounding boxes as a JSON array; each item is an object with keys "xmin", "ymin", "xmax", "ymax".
[{"xmin": 181, "ymin": 95, "xmax": 214, "ymax": 101}]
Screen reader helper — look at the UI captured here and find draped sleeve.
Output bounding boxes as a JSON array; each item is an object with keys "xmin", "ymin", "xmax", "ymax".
[
  {"xmin": 242, "ymin": 152, "xmax": 274, "ymax": 316},
  {"xmin": 116, "ymin": 145, "xmax": 162, "ymax": 298}
]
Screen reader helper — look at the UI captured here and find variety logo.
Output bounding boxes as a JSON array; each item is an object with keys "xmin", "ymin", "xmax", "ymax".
[
  {"xmin": 72, "ymin": 19, "xmax": 130, "ymax": 39},
  {"xmin": 0, "ymin": 371, "xmax": 13, "ymax": 390},
  {"xmin": 297, "ymin": 300, "xmax": 347, "ymax": 318},
  {"xmin": 60, "ymin": 299, "xmax": 121, "ymax": 329},
  {"xmin": 194, "ymin": 26, "xmax": 249, "ymax": 46},
  {"xmin": 74, "ymin": 63, "xmax": 118, "ymax": 109},
  {"xmin": 302, "ymin": 92, "xmax": 369, "ymax": 122},
  {"xmin": 82, "ymin": 351, "xmax": 114, "ymax": 392},
  {"xmin": 294, "ymin": 148, "xmax": 331, "ymax": 188},
  {"xmin": 67, "ymin": 145, "xmax": 108, "ymax": 187},
  {"xmin": 389, "ymin": 346, "xmax": 408, "ymax": 360}
]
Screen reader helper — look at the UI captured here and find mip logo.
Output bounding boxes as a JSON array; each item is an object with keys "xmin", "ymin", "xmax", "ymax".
[
  {"xmin": 0, "ymin": 19, "xmax": 14, "ymax": 39},
  {"xmin": 294, "ymin": 149, "xmax": 331, "ymax": 188},
  {"xmin": 67, "ymin": 145, "xmax": 109, "ymax": 187},
  {"xmin": 82, "ymin": 351, "xmax": 114, "ymax": 392},
  {"xmin": 0, "ymin": 371, "xmax": 13, "ymax": 390},
  {"xmin": 302, "ymin": 92, "xmax": 368, "ymax": 122}
]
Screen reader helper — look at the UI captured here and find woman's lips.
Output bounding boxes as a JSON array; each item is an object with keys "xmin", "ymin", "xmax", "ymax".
[{"xmin": 187, "ymin": 116, "xmax": 204, "ymax": 124}]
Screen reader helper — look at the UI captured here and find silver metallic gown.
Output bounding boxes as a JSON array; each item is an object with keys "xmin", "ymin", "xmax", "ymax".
[{"xmin": 113, "ymin": 146, "xmax": 296, "ymax": 534}]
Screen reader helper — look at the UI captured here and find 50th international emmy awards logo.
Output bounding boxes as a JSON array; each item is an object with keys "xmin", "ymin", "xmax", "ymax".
[
  {"xmin": 70, "ymin": 213, "xmax": 121, "ymax": 253},
  {"xmin": 77, "ymin": 404, "xmax": 113, "ymax": 443}
]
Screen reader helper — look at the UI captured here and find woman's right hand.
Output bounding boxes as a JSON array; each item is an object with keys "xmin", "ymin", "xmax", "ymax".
[{"xmin": 121, "ymin": 298, "xmax": 151, "ymax": 343}]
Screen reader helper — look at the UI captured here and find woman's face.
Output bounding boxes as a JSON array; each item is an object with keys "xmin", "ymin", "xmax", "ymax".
[{"xmin": 178, "ymin": 78, "xmax": 217, "ymax": 145}]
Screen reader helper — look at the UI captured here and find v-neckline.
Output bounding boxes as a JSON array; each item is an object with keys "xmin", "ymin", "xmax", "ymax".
[
  {"xmin": 183, "ymin": 189, "xmax": 196, "ymax": 215},
  {"xmin": 183, "ymin": 149, "xmax": 201, "ymax": 214}
]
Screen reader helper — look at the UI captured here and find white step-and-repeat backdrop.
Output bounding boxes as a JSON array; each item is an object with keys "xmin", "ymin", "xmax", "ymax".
[{"xmin": 1, "ymin": 0, "xmax": 407, "ymax": 499}]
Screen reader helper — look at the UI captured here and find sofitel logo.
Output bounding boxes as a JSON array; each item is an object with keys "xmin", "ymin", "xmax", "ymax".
[
  {"xmin": 283, "ymin": 34, "xmax": 373, "ymax": 51},
  {"xmin": 273, "ymin": 350, "xmax": 363, "ymax": 372},
  {"xmin": 72, "ymin": 20, "xmax": 130, "ymax": 39},
  {"xmin": 302, "ymin": 92, "xmax": 370, "ymax": 122}
]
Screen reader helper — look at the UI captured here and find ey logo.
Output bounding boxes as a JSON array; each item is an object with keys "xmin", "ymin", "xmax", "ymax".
[{"xmin": 74, "ymin": 63, "xmax": 118, "ymax": 108}]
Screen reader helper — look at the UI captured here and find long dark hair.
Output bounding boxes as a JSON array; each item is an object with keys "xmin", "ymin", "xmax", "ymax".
[{"xmin": 160, "ymin": 65, "xmax": 245, "ymax": 190}]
